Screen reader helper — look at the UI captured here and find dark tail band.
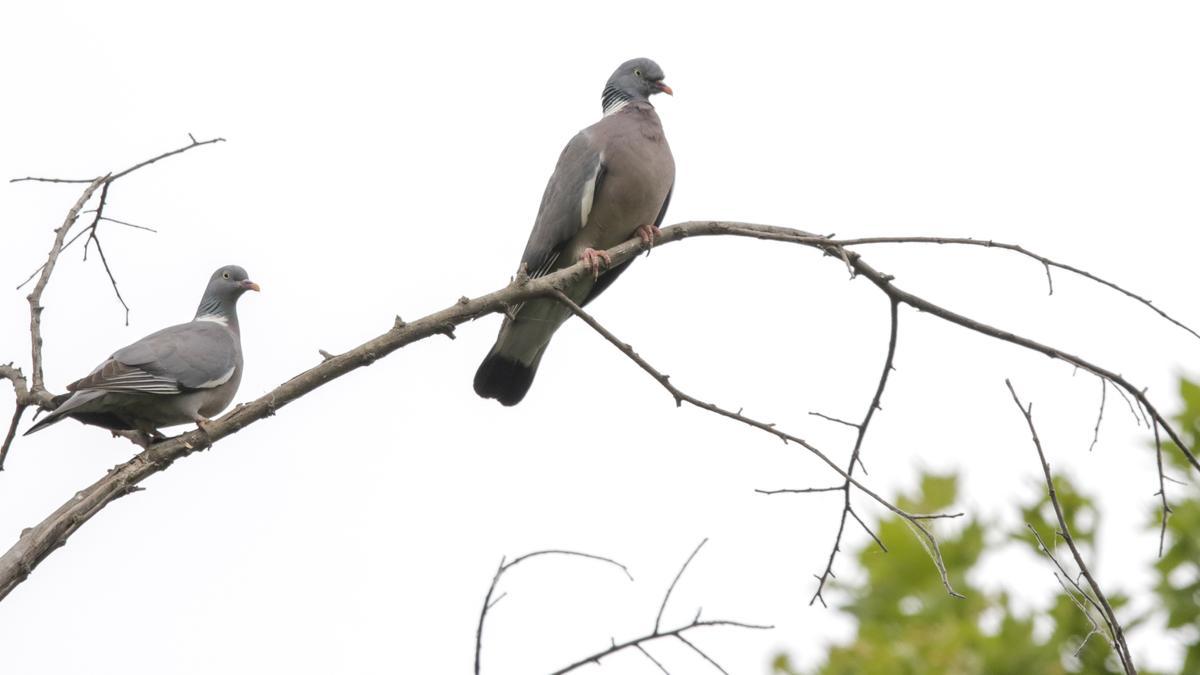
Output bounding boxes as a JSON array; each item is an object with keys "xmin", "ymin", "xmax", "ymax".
[{"xmin": 474, "ymin": 351, "xmax": 538, "ymax": 407}]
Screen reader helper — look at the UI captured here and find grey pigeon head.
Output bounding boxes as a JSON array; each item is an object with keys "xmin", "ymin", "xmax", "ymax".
[
  {"xmin": 602, "ymin": 58, "xmax": 672, "ymax": 114},
  {"xmin": 194, "ymin": 265, "xmax": 259, "ymax": 322}
]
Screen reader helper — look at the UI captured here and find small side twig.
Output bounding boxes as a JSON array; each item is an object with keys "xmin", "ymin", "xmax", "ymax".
[{"xmin": 807, "ymin": 411, "xmax": 861, "ymax": 430}]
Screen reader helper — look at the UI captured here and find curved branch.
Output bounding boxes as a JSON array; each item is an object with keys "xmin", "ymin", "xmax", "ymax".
[
  {"xmin": 543, "ymin": 540, "xmax": 770, "ymax": 675},
  {"xmin": 475, "ymin": 549, "xmax": 632, "ymax": 675},
  {"xmin": 824, "ymin": 235, "xmax": 1199, "ymax": 341},
  {"xmin": 2, "ymin": 220, "xmax": 1190, "ymax": 602}
]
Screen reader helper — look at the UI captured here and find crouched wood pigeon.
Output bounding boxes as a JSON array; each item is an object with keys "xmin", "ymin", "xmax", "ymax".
[
  {"xmin": 25, "ymin": 265, "xmax": 259, "ymax": 439},
  {"xmin": 474, "ymin": 57, "xmax": 675, "ymax": 406}
]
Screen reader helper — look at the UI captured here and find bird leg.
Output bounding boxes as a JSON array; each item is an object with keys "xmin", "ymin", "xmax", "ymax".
[
  {"xmin": 193, "ymin": 416, "xmax": 214, "ymax": 434},
  {"xmin": 112, "ymin": 429, "xmax": 155, "ymax": 449},
  {"xmin": 579, "ymin": 248, "xmax": 612, "ymax": 279},
  {"xmin": 635, "ymin": 224, "xmax": 661, "ymax": 251}
]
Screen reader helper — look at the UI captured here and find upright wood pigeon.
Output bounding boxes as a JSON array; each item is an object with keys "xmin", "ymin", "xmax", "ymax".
[
  {"xmin": 474, "ymin": 57, "xmax": 675, "ymax": 406},
  {"xmin": 25, "ymin": 265, "xmax": 259, "ymax": 439}
]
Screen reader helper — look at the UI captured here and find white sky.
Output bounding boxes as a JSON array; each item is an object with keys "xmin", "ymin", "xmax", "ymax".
[{"xmin": 1, "ymin": 1, "xmax": 1198, "ymax": 673}]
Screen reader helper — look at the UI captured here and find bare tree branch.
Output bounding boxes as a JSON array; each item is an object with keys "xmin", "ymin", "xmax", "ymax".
[
  {"xmin": 819, "ymin": 234, "xmax": 1200, "ymax": 342},
  {"xmin": 1088, "ymin": 378, "xmax": 1106, "ymax": 453},
  {"xmin": 655, "ymin": 538, "xmax": 707, "ymax": 634},
  {"xmin": 635, "ymin": 644, "xmax": 671, "ymax": 674},
  {"xmin": 542, "ymin": 540, "xmax": 771, "ymax": 675},
  {"xmin": 13, "ymin": 135, "xmax": 225, "ymax": 322},
  {"xmin": 95, "ymin": 215, "xmax": 157, "ymax": 232},
  {"xmin": 27, "ymin": 176, "xmax": 108, "ymax": 396},
  {"xmin": 3, "ymin": 219, "xmax": 1190, "ymax": 607},
  {"xmin": 754, "ymin": 487, "xmax": 843, "ymax": 495},
  {"xmin": 715, "ymin": 220, "xmax": 1195, "ymax": 468},
  {"xmin": 547, "ymin": 619, "xmax": 770, "ymax": 675},
  {"xmin": 0, "ymin": 404, "xmax": 26, "ymax": 472},
  {"xmin": 806, "ymin": 298, "xmax": 901, "ymax": 607},
  {"xmin": 676, "ymin": 633, "xmax": 730, "ymax": 674},
  {"xmin": 10, "ymin": 135, "xmax": 225, "ymax": 184},
  {"xmin": 1151, "ymin": 420, "xmax": 1171, "ymax": 558},
  {"xmin": 475, "ymin": 549, "xmax": 632, "ymax": 675},
  {"xmin": 807, "ymin": 411, "xmax": 861, "ymax": 430},
  {"xmin": 1006, "ymin": 379, "xmax": 1137, "ymax": 675}
]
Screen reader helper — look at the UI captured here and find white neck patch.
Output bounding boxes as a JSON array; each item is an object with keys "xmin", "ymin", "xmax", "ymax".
[
  {"xmin": 603, "ymin": 99, "xmax": 630, "ymax": 117},
  {"xmin": 196, "ymin": 314, "xmax": 229, "ymax": 326}
]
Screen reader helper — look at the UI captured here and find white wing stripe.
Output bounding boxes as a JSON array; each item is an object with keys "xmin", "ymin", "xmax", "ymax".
[
  {"xmin": 579, "ymin": 157, "xmax": 602, "ymax": 229},
  {"xmin": 193, "ymin": 366, "xmax": 236, "ymax": 390}
]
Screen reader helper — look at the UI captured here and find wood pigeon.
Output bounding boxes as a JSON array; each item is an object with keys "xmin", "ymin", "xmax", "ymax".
[
  {"xmin": 474, "ymin": 57, "xmax": 675, "ymax": 406},
  {"xmin": 25, "ymin": 265, "xmax": 259, "ymax": 439}
]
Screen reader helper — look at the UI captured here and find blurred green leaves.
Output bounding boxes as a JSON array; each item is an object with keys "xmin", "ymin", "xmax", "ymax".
[{"xmin": 775, "ymin": 376, "xmax": 1200, "ymax": 674}]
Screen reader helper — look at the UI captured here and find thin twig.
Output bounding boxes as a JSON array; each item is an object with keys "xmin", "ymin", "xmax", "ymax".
[
  {"xmin": 1151, "ymin": 420, "xmax": 1170, "ymax": 558},
  {"xmin": 0, "ymin": 404, "xmax": 27, "ymax": 471},
  {"xmin": 815, "ymin": 234, "xmax": 1199, "ymax": 342},
  {"xmin": 474, "ymin": 549, "xmax": 632, "ymax": 675},
  {"xmin": 1088, "ymin": 378, "xmax": 1106, "ymax": 453},
  {"xmin": 13, "ymin": 135, "xmax": 224, "ymax": 294},
  {"xmin": 547, "ymin": 620, "xmax": 771, "ymax": 675},
  {"xmin": 546, "ymin": 540, "xmax": 769, "ymax": 675},
  {"xmin": 808, "ymin": 298, "xmax": 902, "ymax": 605},
  {"xmin": 807, "ymin": 411, "xmax": 861, "ymax": 430},
  {"xmin": 655, "ymin": 539, "xmax": 707, "ymax": 634},
  {"xmin": 1006, "ymin": 379, "xmax": 1137, "ymax": 675},
  {"xmin": 10, "ymin": 135, "xmax": 226, "ymax": 183},
  {"xmin": 676, "ymin": 634, "xmax": 730, "ymax": 674},
  {"xmin": 85, "ymin": 225, "xmax": 130, "ymax": 325},
  {"xmin": 754, "ymin": 487, "xmax": 843, "ymax": 495},
  {"xmin": 635, "ymin": 645, "xmax": 670, "ymax": 674},
  {"xmin": 1109, "ymin": 382, "xmax": 1142, "ymax": 428},
  {"xmin": 96, "ymin": 216, "xmax": 157, "ymax": 232}
]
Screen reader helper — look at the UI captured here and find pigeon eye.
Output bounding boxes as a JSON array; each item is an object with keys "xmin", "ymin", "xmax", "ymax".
[
  {"xmin": 634, "ymin": 68, "xmax": 642, "ymax": 78},
  {"xmin": 222, "ymin": 272, "xmax": 230, "ymax": 279}
]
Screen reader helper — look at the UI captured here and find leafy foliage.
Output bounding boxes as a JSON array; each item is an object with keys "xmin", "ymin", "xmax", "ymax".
[
  {"xmin": 1152, "ymin": 379, "xmax": 1200, "ymax": 673},
  {"xmin": 774, "ymin": 377, "xmax": 1200, "ymax": 674}
]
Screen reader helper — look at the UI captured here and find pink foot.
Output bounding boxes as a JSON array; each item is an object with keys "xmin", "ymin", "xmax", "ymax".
[
  {"xmin": 580, "ymin": 248, "xmax": 612, "ymax": 279},
  {"xmin": 635, "ymin": 224, "xmax": 661, "ymax": 250}
]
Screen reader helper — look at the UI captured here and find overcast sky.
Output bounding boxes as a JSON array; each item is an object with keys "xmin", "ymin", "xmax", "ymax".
[{"xmin": 2, "ymin": 2, "xmax": 1197, "ymax": 673}]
